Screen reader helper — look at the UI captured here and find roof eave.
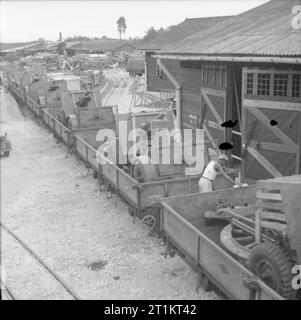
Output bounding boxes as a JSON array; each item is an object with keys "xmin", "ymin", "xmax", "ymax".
[{"xmin": 154, "ymin": 53, "xmax": 301, "ymax": 65}]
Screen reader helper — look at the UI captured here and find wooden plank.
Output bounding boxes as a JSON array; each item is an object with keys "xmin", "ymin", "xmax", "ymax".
[
  {"xmin": 233, "ymin": 74, "xmax": 241, "ymax": 128},
  {"xmin": 206, "ymin": 120, "xmax": 224, "ymax": 131},
  {"xmin": 261, "ymin": 211, "xmax": 286, "ymax": 222},
  {"xmin": 296, "ymin": 112, "xmax": 301, "ymax": 174},
  {"xmin": 257, "ymin": 175, "xmax": 301, "ymax": 189},
  {"xmin": 255, "ymin": 208, "xmax": 261, "ymax": 244},
  {"xmin": 246, "ymin": 106, "xmax": 298, "ymax": 151},
  {"xmin": 201, "ymin": 87, "xmax": 226, "ymax": 97},
  {"xmin": 203, "ymin": 123, "xmax": 220, "ymax": 155},
  {"xmin": 241, "ymin": 66, "xmax": 247, "ymax": 180},
  {"xmin": 249, "ymin": 140, "xmax": 296, "ymax": 154},
  {"xmin": 261, "ymin": 220, "xmax": 287, "ymax": 232},
  {"xmin": 244, "ymin": 99, "xmax": 301, "ymax": 112},
  {"xmin": 201, "ymin": 90, "xmax": 223, "ymax": 124},
  {"xmin": 256, "ymin": 191, "xmax": 282, "ymax": 201},
  {"xmin": 244, "ymin": 69, "xmax": 301, "ymax": 75},
  {"xmin": 256, "ymin": 200, "xmax": 284, "ymax": 211},
  {"xmin": 247, "ymin": 146, "xmax": 282, "ymax": 177}
]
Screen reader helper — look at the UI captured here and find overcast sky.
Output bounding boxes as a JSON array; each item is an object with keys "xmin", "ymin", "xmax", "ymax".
[{"xmin": 0, "ymin": 0, "xmax": 269, "ymax": 43}]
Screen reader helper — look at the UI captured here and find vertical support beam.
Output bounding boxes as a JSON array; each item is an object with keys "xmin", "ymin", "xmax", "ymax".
[
  {"xmin": 175, "ymin": 87, "xmax": 182, "ymax": 130},
  {"xmin": 157, "ymin": 59, "xmax": 182, "ymax": 131},
  {"xmin": 144, "ymin": 51, "xmax": 149, "ymax": 91},
  {"xmin": 241, "ymin": 68, "xmax": 247, "ymax": 182},
  {"xmin": 297, "ymin": 112, "xmax": 301, "ymax": 174},
  {"xmin": 233, "ymin": 74, "xmax": 242, "ymax": 128},
  {"xmin": 226, "ymin": 64, "xmax": 233, "ymax": 162},
  {"xmin": 255, "ymin": 208, "xmax": 262, "ymax": 244}
]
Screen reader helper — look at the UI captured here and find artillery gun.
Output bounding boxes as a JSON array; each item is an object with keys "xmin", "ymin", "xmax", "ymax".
[
  {"xmin": 205, "ymin": 175, "xmax": 301, "ymax": 299},
  {"xmin": 103, "ymin": 109, "xmax": 202, "ymax": 183},
  {"xmin": 60, "ymin": 90, "xmax": 105, "ymax": 129},
  {"xmin": 38, "ymin": 74, "xmax": 81, "ymax": 120}
]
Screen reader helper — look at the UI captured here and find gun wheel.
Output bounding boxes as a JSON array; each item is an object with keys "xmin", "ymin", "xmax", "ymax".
[{"xmin": 248, "ymin": 242, "xmax": 295, "ymax": 299}]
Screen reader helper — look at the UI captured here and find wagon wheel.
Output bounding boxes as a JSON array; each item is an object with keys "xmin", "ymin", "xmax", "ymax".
[{"xmin": 141, "ymin": 215, "xmax": 156, "ymax": 231}]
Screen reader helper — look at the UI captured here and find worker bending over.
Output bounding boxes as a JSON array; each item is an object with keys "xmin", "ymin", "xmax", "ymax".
[{"xmin": 198, "ymin": 154, "xmax": 235, "ymax": 193}]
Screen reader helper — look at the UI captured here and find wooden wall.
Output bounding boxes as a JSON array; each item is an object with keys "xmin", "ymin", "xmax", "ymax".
[
  {"xmin": 162, "ymin": 59, "xmax": 212, "ymax": 131},
  {"xmin": 145, "ymin": 51, "xmax": 174, "ymax": 92}
]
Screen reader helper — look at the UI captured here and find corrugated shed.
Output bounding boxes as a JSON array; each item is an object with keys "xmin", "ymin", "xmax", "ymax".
[
  {"xmin": 160, "ymin": 0, "xmax": 301, "ymax": 57},
  {"xmin": 139, "ymin": 16, "xmax": 231, "ymax": 50},
  {"xmin": 69, "ymin": 39, "xmax": 136, "ymax": 52}
]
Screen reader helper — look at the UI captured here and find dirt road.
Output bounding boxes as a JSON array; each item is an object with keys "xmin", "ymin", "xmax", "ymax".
[
  {"xmin": 0, "ymin": 86, "xmax": 25, "ymax": 123},
  {"xmin": 0, "ymin": 89, "xmax": 217, "ymax": 300}
]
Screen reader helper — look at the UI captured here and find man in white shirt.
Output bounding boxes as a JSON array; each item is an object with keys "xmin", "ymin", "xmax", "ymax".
[{"xmin": 198, "ymin": 154, "xmax": 235, "ymax": 193}]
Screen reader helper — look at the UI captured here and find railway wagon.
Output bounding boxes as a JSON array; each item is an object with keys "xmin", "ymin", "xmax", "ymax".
[
  {"xmin": 8, "ymin": 76, "xmax": 290, "ymax": 300},
  {"xmin": 126, "ymin": 57, "xmax": 145, "ymax": 76},
  {"xmin": 7, "ymin": 79, "xmax": 202, "ymax": 227},
  {"xmin": 159, "ymin": 185, "xmax": 286, "ymax": 300}
]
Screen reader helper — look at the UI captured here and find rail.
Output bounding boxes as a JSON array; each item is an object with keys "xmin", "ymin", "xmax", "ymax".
[{"xmin": 1, "ymin": 222, "xmax": 82, "ymax": 300}]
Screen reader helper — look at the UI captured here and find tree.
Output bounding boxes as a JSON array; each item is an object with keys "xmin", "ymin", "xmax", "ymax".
[
  {"xmin": 57, "ymin": 41, "xmax": 66, "ymax": 56},
  {"xmin": 142, "ymin": 27, "xmax": 158, "ymax": 42},
  {"xmin": 117, "ymin": 16, "xmax": 127, "ymax": 40}
]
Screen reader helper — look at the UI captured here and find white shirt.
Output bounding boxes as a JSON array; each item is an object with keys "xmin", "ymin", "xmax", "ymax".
[{"xmin": 202, "ymin": 160, "xmax": 218, "ymax": 181}]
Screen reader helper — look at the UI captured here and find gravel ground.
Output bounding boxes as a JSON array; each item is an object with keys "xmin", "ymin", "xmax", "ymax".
[{"xmin": 1, "ymin": 88, "xmax": 218, "ymax": 300}]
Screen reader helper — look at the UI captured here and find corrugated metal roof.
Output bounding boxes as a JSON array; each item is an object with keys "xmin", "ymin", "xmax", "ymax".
[
  {"xmin": 139, "ymin": 16, "xmax": 231, "ymax": 50},
  {"xmin": 69, "ymin": 39, "xmax": 136, "ymax": 52},
  {"xmin": 160, "ymin": 0, "xmax": 301, "ymax": 57}
]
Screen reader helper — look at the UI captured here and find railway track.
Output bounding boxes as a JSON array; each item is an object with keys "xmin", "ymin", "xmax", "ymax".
[
  {"xmin": 0, "ymin": 278, "xmax": 18, "ymax": 300},
  {"xmin": 0, "ymin": 223, "xmax": 82, "ymax": 300}
]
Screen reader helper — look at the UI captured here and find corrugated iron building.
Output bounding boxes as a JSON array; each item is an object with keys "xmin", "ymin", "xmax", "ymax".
[
  {"xmin": 154, "ymin": 0, "xmax": 301, "ymax": 182},
  {"xmin": 139, "ymin": 16, "xmax": 231, "ymax": 92}
]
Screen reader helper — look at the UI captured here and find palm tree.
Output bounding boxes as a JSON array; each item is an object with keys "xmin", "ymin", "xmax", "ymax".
[{"xmin": 117, "ymin": 17, "xmax": 127, "ymax": 40}]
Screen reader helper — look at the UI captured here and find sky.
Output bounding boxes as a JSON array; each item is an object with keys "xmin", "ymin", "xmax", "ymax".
[{"xmin": 0, "ymin": 0, "xmax": 269, "ymax": 43}]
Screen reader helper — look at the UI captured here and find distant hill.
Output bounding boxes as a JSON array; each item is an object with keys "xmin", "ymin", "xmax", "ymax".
[{"xmin": 0, "ymin": 41, "xmax": 37, "ymax": 51}]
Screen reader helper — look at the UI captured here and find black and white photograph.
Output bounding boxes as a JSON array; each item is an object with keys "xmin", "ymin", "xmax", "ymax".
[{"xmin": 0, "ymin": 0, "xmax": 301, "ymax": 304}]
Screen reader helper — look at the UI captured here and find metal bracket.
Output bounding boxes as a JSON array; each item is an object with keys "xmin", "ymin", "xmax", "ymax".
[{"xmin": 243, "ymin": 275, "xmax": 262, "ymax": 299}]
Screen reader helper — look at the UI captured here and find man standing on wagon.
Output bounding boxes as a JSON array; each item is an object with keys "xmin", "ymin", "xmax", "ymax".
[{"xmin": 198, "ymin": 154, "xmax": 235, "ymax": 193}]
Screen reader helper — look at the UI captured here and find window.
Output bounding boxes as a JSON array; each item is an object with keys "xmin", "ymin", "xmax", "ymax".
[
  {"xmin": 207, "ymin": 67, "xmax": 214, "ymax": 86},
  {"xmin": 245, "ymin": 69, "xmax": 300, "ymax": 101},
  {"xmin": 274, "ymin": 74, "xmax": 288, "ymax": 97},
  {"xmin": 257, "ymin": 73, "xmax": 270, "ymax": 96},
  {"xmin": 247, "ymin": 73, "xmax": 254, "ymax": 94},
  {"xmin": 201, "ymin": 64, "xmax": 226, "ymax": 89},
  {"xmin": 214, "ymin": 68, "xmax": 220, "ymax": 87},
  {"xmin": 292, "ymin": 74, "xmax": 301, "ymax": 98}
]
